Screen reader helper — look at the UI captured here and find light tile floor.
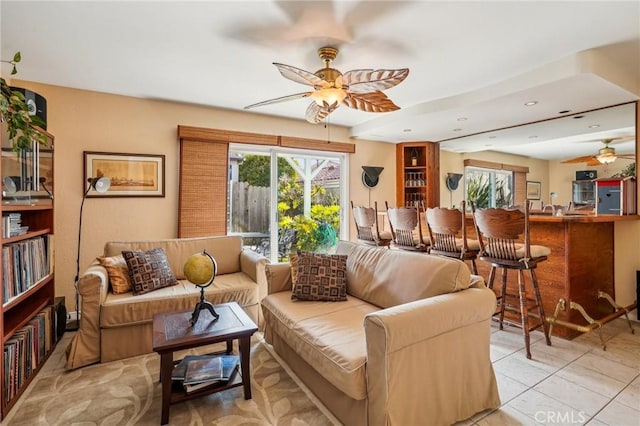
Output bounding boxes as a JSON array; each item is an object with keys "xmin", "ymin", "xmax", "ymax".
[{"xmin": 460, "ymin": 317, "xmax": 640, "ymax": 426}]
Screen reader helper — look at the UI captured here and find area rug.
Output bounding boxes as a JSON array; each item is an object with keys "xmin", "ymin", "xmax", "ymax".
[{"xmin": 4, "ymin": 334, "xmax": 337, "ymax": 426}]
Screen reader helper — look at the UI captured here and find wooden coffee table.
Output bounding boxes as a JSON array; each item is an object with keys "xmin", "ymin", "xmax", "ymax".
[{"xmin": 152, "ymin": 302, "xmax": 258, "ymax": 425}]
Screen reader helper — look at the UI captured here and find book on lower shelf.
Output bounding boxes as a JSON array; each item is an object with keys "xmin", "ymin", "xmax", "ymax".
[{"xmin": 172, "ymin": 354, "xmax": 239, "ymax": 393}]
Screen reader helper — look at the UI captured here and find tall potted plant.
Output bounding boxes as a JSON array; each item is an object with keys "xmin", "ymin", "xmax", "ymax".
[{"xmin": 0, "ymin": 52, "xmax": 47, "ymax": 151}]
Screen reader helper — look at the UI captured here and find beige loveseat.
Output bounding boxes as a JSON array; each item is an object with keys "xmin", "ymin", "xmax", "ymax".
[
  {"xmin": 261, "ymin": 241, "xmax": 500, "ymax": 426},
  {"xmin": 66, "ymin": 236, "xmax": 268, "ymax": 369}
]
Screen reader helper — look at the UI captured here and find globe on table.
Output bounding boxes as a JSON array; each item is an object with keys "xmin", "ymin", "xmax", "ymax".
[
  {"xmin": 184, "ymin": 252, "xmax": 215, "ymax": 286},
  {"xmin": 184, "ymin": 250, "xmax": 219, "ymax": 325}
]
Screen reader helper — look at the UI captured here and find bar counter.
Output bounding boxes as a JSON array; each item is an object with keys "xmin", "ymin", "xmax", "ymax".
[{"xmin": 464, "ymin": 213, "xmax": 640, "ymax": 339}]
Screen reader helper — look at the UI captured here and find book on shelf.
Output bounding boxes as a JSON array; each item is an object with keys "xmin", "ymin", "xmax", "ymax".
[
  {"xmin": 2, "ymin": 213, "xmax": 28, "ymax": 238},
  {"xmin": 1, "ymin": 234, "xmax": 51, "ymax": 303},
  {"xmin": 171, "ymin": 354, "xmax": 215, "ymax": 382},
  {"xmin": 173, "ymin": 354, "xmax": 239, "ymax": 393},
  {"xmin": 2, "ymin": 305, "xmax": 54, "ymax": 404}
]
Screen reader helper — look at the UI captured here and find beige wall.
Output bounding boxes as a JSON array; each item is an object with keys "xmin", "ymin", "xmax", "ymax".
[{"xmin": 12, "ymin": 80, "xmax": 395, "ymax": 314}]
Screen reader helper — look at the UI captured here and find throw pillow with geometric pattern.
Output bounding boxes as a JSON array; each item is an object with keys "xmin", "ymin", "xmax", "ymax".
[
  {"xmin": 122, "ymin": 248, "xmax": 178, "ymax": 295},
  {"xmin": 291, "ymin": 252, "xmax": 348, "ymax": 301}
]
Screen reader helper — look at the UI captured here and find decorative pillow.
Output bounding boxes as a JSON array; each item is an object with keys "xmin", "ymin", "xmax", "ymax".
[
  {"xmin": 291, "ymin": 252, "xmax": 348, "ymax": 302},
  {"xmin": 97, "ymin": 254, "xmax": 133, "ymax": 294},
  {"xmin": 289, "ymin": 253, "xmax": 299, "ymax": 288},
  {"xmin": 122, "ymin": 248, "xmax": 178, "ymax": 295}
]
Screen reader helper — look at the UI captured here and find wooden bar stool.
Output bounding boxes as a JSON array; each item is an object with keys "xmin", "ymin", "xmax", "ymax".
[
  {"xmin": 472, "ymin": 202, "xmax": 551, "ymax": 359},
  {"xmin": 385, "ymin": 201, "xmax": 429, "ymax": 252},
  {"xmin": 351, "ymin": 201, "xmax": 392, "ymax": 247},
  {"xmin": 425, "ymin": 200, "xmax": 479, "ymax": 274}
]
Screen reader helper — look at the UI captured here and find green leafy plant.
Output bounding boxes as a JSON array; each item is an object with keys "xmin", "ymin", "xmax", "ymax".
[
  {"xmin": 276, "ymin": 174, "xmax": 340, "ymax": 253},
  {"xmin": 466, "ymin": 173, "xmax": 512, "ymax": 209},
  {"xmin": 611, "ymin": 162, "xmax": 635, "ymax": 178},
  {"xmin": 238, "ymin": 155, "xmax": 295, "ymax": 187},
  {"xmin": 0, "ymin": 52, "xmax": 48, "ymax": 151}
]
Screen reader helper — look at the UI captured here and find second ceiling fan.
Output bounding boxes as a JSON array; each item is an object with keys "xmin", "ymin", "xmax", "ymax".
[
  {"xmin": 561, "ymin": 137, "xmax": 635, "ymax": 166},
  {"xmin": 244, "ymin": 46, "xmax": 409, "ymax": 124}
]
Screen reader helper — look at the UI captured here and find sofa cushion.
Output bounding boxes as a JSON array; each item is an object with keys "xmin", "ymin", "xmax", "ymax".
[
  {"xmin": 97, "ymin": 254, "xmax": 133, "ymax": 294},
  {"xmin": 104, "ymin": 236, "xmax": 243, "ymax": 279},
  {"xmin": 291, "ymin": 252, "xmax": 348, "ymax": 302},
  {"xmin": 262, "ymin": 292, "xmax": 377, "ymax": 400},
  {"xmin": 123, "ymin": 248, "xmax": 178, "ymax": 295},
  {"xmin": 101, "ymin": 272, "xmax": 258, "ymax": 328},
  {"xmin": 335, "ymin": 240, "xmax": 471, "ymax": 308}
]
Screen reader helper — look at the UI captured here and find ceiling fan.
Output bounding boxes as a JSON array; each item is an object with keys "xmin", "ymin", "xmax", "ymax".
[
  {"xmin": 244, "ymin": 46, "xmax": 409, "ymax": 124},
  {"xmin": 560, "ymin": 137, "xmax": 635, "ymax": 166}
]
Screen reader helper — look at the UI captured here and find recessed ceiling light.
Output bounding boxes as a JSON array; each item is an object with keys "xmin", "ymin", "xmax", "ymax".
[
  {"xmin": 524, "ymin": 101, "xmax": 538, "ymax": 106},
  {"xmin": 403, "ymin": 128, "xmax": 412, "ymax": 132},
  {"xmin": 588, "ymin": 124, "xmax": 600, "ymax": 128},
  {"xmin": 457, "ymin": 117, "xmax": 467, "ymax": 121},
  {"xmin": 453, "ymin": 128, "xmax": 462, "ymax": 132},
  {"xmin": 528, "ymin": 135, "xmax": 538, "ymax": 139},
  {"xmin": 488, "ymin": 135, "xmax": 496, "ymax": 139},
  {"xmin": 573, "ymin": 115, "xmax": 584, "ymax": 119},
  {"xmin": 559, "ymin": 110, "xmax": 571, "ymax": 114},
  {"xmin": 484, "ymin": 144, "xmax": 492, "ymax": 147}
]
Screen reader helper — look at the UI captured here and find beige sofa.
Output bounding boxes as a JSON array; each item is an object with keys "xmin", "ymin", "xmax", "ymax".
[
  {"xmin": 261, "ymin": 241, "xmax": 500, "ymax": 426},
  {"xmin": 66, "ymin": 235, "xmax": 268, "ymax": 369}
]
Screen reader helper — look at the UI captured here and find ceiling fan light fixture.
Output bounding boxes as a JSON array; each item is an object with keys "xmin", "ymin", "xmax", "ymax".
[
  {"xmin": 597, "ymin": 153, "xmax": 617, "ymax": 164},
  {"xmin": 597, "ymin": 145, "xmax": 617, "ymax": 164},
  {"xmin": 310, "ymin": 88, "xmax": 347, "ymax": 107}
]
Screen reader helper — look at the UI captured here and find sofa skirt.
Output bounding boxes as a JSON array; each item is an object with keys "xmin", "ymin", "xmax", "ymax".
[{"xmin": 268, "ymin": 331, "xmax": 366, "ymax": 426}]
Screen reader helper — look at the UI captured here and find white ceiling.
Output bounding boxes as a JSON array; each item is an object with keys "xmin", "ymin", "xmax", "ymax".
[{"xmin": 1, "ymin": 1, "xmax": 639, "ymax": 161}]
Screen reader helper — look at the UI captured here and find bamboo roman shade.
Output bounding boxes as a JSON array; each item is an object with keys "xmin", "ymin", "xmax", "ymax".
[{"xmin": 178, "ymin": 140, "xmax": 228, "ymax": 237}]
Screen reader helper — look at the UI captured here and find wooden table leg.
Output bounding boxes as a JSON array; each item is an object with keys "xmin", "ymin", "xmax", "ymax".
[
  {"xmin": 238, "ymin": 336, "xmax": 252, "ymax": 399},
  {"xmin": 226, "ymin": 338, "xmax": 233, "ymax": 354},
  {"xmin": 160, "ymin": 352, "xmax": 173, "ymax": 425}
]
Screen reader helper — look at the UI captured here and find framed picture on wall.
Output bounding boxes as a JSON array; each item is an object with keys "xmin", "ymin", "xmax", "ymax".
[
  {"xmin": 526, "ymin": 181, "xmax": 541, "ymax": 200},
  {"xmin": 84, "ymin": 151, "xmax": 165, "ymax": 197}
]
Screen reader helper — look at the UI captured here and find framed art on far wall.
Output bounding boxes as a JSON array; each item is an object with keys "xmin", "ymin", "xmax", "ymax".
[
  {"xmin": 84, "ymin": 151, "xmax": 165, "ymax": 197},
  {"xmin": 526, "ymin": 181, "xmax": 541, "ymax": 200}
]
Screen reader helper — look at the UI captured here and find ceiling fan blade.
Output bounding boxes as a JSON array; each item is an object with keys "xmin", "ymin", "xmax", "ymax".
[
  {"xmin": 244, "ymin": 92, "xmax": 311, "ymax": 109},
  {"xmin": 339, "ymin": 68, "xmax": 409, "ymax": 94},
  {"xmin": 305, "ymin": 101, "xmax": 338, "ymax": 124},
  {"xmin": 560, "ymin": 155, "xmax": 597, "ymax": 164},
  {"xmin": 344, "ymin": 91, "xmax": 400, "ymax": 113},
  {"xmin": 274, "ymin": 63, "xmax": 327, "ymax": 87}
]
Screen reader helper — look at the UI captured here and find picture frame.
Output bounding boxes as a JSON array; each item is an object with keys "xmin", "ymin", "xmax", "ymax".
[
  {"xmin": 84, "ymin": 151, "xmax": 165, "ymax": 198},
  {"xmin": 526, "ymin": 181, "xmax": 541, "ymax": 200}
]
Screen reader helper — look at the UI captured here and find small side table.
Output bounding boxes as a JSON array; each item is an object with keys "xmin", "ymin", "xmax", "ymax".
[{"xmin": 152, "ymin": 302, "xmax": 258, "ymax": 425}]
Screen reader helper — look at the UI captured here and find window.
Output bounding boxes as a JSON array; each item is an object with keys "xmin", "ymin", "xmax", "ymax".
[
  {"xmin": 228, "ymin": 145, "xmax": 347, "ymax": 262},
  {"xmin": 465, "ymin": 166, "xmax": 513, "ymax": 209}
]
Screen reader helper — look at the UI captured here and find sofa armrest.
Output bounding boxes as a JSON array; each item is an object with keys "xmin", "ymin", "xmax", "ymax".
[
  {"xmin": 470, "ymin": 273, "xmax": 486, "ymax": 288},
  {"xmin": 65, "ymin": 263, "xmax": 110, "ymax": 369},
  {"xmin": 264, "ymin": 262, "xmax": 292, "ymax": 294},
  {"xmin": 240, "ymin": 249, "xmax": 269, "ymax": 299},
  {"xmin": 364, "ymin": 287, "xmax": 499, "ymax": 425}
]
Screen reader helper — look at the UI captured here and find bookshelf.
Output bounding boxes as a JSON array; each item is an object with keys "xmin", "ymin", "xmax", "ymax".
[
  {"xmin": 395, "ymin": 142, "xmax": 440, "ymax": 208},
  {"xmin": 0, "ymin": 127, "xmax": 57, "ymax": 420}
]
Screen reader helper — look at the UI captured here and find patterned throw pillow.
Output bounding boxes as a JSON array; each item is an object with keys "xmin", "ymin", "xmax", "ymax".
[
  {"xmin": 291, "ymin": 252, "xmax": 348, "ymax": 302},
  {"xmin": 97, "ymin": 254, "xmax": 133, "ymax": 294},
  {"xmin": 122, "ymin": 248, "xmax": 178, "ymax": 295},
  {"xmin": 289, "ymin": 252, "xmax": 299, "ymax": 288}
]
